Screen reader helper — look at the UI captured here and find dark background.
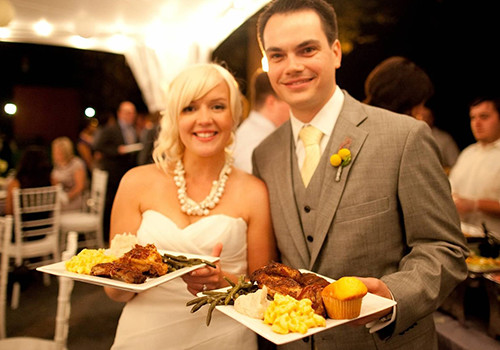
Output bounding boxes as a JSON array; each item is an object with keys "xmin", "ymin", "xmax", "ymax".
[{"xmin": 1, "ymin": 0, "xmax": 500, "ymax": 151}]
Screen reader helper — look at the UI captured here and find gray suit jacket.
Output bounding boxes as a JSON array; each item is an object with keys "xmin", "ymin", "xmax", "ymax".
[{"xmin": 252, "ymin": 92, "xmax": 468, "ymax": 350}]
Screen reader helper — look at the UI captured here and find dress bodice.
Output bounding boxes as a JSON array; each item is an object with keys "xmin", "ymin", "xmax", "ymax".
[
  {"xmin": 136, "ymin": 210, "xmax": 248, "ymax": 276},
  {"xmin": 111, "ymin": 210, "xmax": 256, "ymax": 350}
]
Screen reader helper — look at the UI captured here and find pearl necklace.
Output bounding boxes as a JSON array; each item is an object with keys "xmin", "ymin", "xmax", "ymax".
[{"xmin": 173, "ymin": 159, "xmax": 232, "ymax": 216}]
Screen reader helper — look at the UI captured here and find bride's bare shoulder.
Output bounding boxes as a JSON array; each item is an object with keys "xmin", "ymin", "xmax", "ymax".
[{"xmin": 121, "ymin": 164, "xmax": 170, "ymax": 187}]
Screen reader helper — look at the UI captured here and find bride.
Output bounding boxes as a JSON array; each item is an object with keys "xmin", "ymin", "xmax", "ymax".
[{"xmin": 104, "ymin": 63, "xmax": 277, "ymax": 349}]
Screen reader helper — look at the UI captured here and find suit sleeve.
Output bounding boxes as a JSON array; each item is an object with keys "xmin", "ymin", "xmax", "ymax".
[{"xmin": 381, "ymin": 122, "xmax": 468, "ymax": 336}]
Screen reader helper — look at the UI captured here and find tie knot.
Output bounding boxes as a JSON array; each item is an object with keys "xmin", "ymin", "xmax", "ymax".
[{"xmin": 299, "ymin": 125, "xmax": 323, "ymax": 147}]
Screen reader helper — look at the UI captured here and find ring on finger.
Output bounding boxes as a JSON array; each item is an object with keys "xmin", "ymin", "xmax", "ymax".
[{"xmin": 202, "ymin": 284, "xmax": 207, "ymax": 291}]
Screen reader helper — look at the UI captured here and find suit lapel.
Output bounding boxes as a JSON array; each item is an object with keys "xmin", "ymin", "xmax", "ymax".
[
  {"xmin": 272, "ymin": 124, "xmax": 310, "ymax": 267},
  {"xmin": 309, "ymin": 93, "xmax": 369, "ymax": 269}
]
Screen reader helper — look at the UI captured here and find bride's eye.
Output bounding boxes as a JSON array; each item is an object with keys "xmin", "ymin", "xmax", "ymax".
[{"xmin": 182, "ymin": 105, "xmax": 195, "ymax": 113}]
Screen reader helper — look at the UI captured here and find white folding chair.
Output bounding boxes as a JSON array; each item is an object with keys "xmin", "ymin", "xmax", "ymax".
[
  {"xmin": 59, "ymin": 169, "xmax": 108, "ymax": 249},
  {"xmin": 0, "ymin": 215, "xmax": 13, "ymax": 339},
  {"xmin": 0, "ymin": 231, "xmax": 77, "ymax": 350},
  {"xmin": 8, "ymin": 185, "xmax": 62, "ymax": 309}
]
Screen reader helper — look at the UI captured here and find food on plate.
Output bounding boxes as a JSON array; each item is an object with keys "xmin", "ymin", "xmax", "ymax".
[
  {"xmin": 187, "ymin": 275, "xmax": 258, "ymax": 325},
  {"xmin": 250, "ymin": 262, "xmax": 329, "ymax": 316},
  {"xmin": 466, "ymin": 254, "xmax": 500, "ymax": 270},
  {"xmin": 91, "ymin": 244, "xmax": 169, "ymax": 283},
  {"xmin": 321, "ymin": 276, "xmax": 367, "ymax": 319},
  {"xmin": 263, "ymin": 293, "xmax": 326, "ymax": 334},
  {"xmin": 65, "ymin": 248, "xmax": 117, "ymax": 274},
  {"xmin": 108, "ymin": 233, "xmax": 139, "ymax": 257},
  {"xmin": 234, "ymin": 286, "xmax": 270, "ymax": 319}
]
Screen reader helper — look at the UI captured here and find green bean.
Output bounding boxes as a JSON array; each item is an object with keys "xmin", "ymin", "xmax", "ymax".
[
  {"xmin": 185, "ymin": 274, "xmax": 258, "ymax": 326},
  {"xmin": 190, "ymin": 298, "xmax": 209, "ymax": 313},
  {"xmin": 206, "ymin": 295, "xmax": 225, "ymax": 326},
  {"xmin": 186, "ymin": 296, "xmax": 208, "ymax": 306},
  {"xmin": 162, "ymin": 253, "xmax": 217, "ymax": 269}
]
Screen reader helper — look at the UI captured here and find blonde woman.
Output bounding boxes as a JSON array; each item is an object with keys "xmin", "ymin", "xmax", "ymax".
[
  {"xmin": 51, "ymin": 136, "xmax": 87, "ymax": 211},
  {"xmin": 104, "ymin": 63, "xmax": 277, "ymax": 349}
]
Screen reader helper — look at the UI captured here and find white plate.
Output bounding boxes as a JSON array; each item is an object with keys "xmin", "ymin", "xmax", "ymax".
[
  {"xmin": 212, "ymin": 270, "xmax": 396, "ymax": 345},
  {"xmin": 37, "ymin": 250, "xmax": 219, "ymax": 293}
]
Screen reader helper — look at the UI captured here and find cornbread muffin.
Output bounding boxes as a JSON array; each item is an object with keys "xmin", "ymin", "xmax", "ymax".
[{"xmin": 321, "ymin": 277, "xmax": 368, "ymax": 319}]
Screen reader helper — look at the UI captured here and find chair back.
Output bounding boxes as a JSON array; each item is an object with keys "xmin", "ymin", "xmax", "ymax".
[
  {"xmin": 0, "ymin": 215, "xmax": 12, "ymax": 339},
  {"xmin": 11, "ymin": 185, "xmax": 62, "ymax": 268},
  {"xmin": 88, "ymin": 169, "xmax": 108, "ymax": 220},
  {"xmin": 54, "ymin": 231, "xmax": 77, "ymax": 350}
]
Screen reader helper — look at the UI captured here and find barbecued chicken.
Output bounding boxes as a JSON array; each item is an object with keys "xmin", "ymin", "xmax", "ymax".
[
  {"xmin": 90, "ymin": 244, "xmax": 169, "ymax": 284},
  {"xmin": 250, "ymin": 262, "xmax": 329, "ymax": 316},
  {"xmin": 119, "ymin": 244, "xmax": 169, "ymax": 276},
  {"xmin": 91, "ymin": 261, "xmax": 147, "ymax": 284}
]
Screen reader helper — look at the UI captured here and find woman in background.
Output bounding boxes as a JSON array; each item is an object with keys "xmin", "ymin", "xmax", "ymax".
[{"xmin": 51, "ymin": 137, "xmax": 87, "ymax": 211}]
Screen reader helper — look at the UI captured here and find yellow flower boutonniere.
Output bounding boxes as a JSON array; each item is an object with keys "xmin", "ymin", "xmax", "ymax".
[{"xmin": 330, "ymin": 148, "xmax": 351, "ymax": 182}]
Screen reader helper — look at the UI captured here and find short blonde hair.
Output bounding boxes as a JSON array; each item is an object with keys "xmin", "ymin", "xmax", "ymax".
[
  {"xmin": 153, "ymin": 63, "xmax": 242, "ymax": 173},
  {"xmin": 52, "ymin": 136, "xmax": 75, "ymax": 163}
]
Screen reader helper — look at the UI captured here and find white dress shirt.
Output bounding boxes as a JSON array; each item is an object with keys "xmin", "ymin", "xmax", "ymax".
[
  {"xmin": 449, "ymin": 138, "xmax": 500, "ymax": 236},
  {"xmin": 233, "ymin": 110, "xmax": 278, "ymax": 173},
  {"xmin": 291, "ymin": 86, "xmax": 344, "ymax": 168}
]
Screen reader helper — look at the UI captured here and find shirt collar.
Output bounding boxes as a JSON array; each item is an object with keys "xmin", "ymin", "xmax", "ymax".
[{"xmin": 290, "ymin": 86, "xmax": 344, "ymax": 144}]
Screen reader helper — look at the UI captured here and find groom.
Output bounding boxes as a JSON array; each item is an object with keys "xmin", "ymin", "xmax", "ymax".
[{"xmin": 252, "ymin": 0, "xmax": 468, "ymax": 349}]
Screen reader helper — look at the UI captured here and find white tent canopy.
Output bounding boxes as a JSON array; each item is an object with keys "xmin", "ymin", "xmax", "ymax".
[{"xmin": 0, "ymin": 0, "xmax": 269, "ymax": 111}]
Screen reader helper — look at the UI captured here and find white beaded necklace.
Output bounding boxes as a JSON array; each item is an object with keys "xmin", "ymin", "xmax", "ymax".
[{"xmin": 173, "ymin": 159, "xmax": 232, "ymax": 216}]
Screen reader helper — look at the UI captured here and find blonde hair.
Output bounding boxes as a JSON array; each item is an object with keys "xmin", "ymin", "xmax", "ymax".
[
  {"xmin": 52, "ymin": 136, "xmax": 75, "ymax": 163},
  {"xmin": 153, "ymin": 63, "xmax": 242, "ymax": 173}
]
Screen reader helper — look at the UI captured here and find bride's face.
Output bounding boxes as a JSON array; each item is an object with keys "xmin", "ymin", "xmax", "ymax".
[{"xmin": 178, "ymin": 82, "xmax": 233, "ymax": 159}]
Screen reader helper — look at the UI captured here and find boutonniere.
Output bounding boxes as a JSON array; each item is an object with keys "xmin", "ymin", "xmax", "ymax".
[{"xmin": 330, "ymin": 138, "xmax": 352, "ymax": 182}]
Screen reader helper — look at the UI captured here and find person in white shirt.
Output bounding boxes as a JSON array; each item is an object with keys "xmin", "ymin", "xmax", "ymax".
[
  {"xmin": 449, "ymin": 96, "xmax": 500, "ymax": 237},
  {"xmin": 233, "ymin": 69, "xmax": 289, "ymax": 173}
]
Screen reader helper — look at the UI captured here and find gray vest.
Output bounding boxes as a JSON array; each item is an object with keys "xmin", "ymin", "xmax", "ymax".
[{"xmin": 290, "ymin": 146, "xmax": 328, "ymax": 263}]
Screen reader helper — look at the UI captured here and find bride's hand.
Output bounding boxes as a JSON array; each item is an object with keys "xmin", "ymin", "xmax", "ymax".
[{"xmin": 182, "ymin": 243, "xmax": 223, "ymax": 296}]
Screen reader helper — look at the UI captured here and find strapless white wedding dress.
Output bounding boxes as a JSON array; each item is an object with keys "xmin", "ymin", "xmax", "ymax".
[{"xmin": 111, "ymin": 210, "xmax": 257, "ymax": 350}]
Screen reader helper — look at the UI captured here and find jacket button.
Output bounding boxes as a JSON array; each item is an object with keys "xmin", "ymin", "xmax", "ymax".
[
  {"xmin": 307, "ymin": 235, "xmax": 314, "ymax": 242},
  {"xmin": 304, "ymin": 205, "xmax": 311, "ymax": 213}
]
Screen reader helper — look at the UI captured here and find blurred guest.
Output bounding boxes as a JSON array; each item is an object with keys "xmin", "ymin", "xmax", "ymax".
[
  {"xmin": 137, "ymin": 111, "xmax": 161, "ymax": 165},
  {"xmin": 5, "ymin": 146, "xmax": 53, "ymax": 215},
  {"xmin": 77, "ymin": 118, "xmax": 99, "ymax": 174},
  {"xmin": 51, "ymin": 137, "xmax": 87, "ymax": 212},
  {"xmin": 364, "ymin": 56, "xmax": 434, "ymax": 117},
  {"xmin": 449, "ymin": 96, "xmax": 500, "ymax": 236},
  {"xmin": 233, "ymin": 69, "xmax": 290, "ymax": 173},
  {"xmin": 415, "ymin": 104, "xmax": 460, "ymax": 172},
  {"xmin": 93, "ymin": 101, "xmax": 138, "ymax": 242}
]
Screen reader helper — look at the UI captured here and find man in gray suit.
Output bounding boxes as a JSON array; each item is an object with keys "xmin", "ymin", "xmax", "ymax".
[{"xmin": 252, "ymin": 1, "xmax": 468, "ymax": 349}]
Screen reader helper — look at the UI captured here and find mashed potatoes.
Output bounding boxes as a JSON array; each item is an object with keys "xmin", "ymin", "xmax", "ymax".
[
  {"xmin": 65, "ymin": 249, "xmax": 116, "ymax": 274},
  {"xmin": 234, "ymin": 286, "xmax": 270, "ymax": 319},
  {"xmin": 108, "ymin": 233, "xmax": 139, "ymax": 257}
]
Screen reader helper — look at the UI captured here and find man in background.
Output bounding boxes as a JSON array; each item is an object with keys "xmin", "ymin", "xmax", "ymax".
[
  {"xmin": 450, "ymin": 96, "xmax": 500, "ymax": 237},
  {"xmin": 233, "ymin": 69, "xmax": 289, "ymax": 173},
  {"xmin": 93, "ymin": 101, "xmax": 138, "ymax": 242}
]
